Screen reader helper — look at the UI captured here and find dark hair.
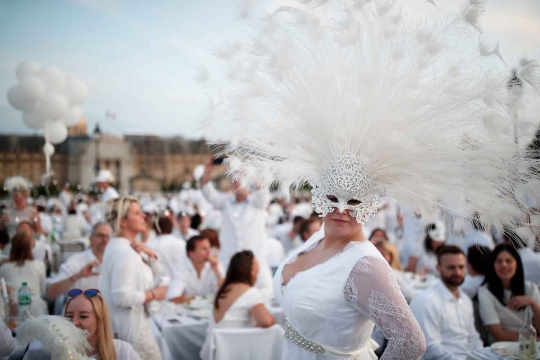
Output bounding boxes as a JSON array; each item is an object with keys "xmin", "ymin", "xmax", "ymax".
[
  {"xmin": 293, "ymin": 216, "xmax": 304, "ymax": 226},
  {"xmin": 186, "ymin": 235, "xmax": 209, "ymax": 254},
  {"xmin": 10, "ymin": 232, "xmax": 34, "ymax": 266},
  {"xmin": 369, "ymin": 228, "xmax": 388, "ymax": 241},
  {"xmin": 199, "ymin": 229, "xmax": 220, "ymax": 250},
  {"xmin": 484, "ymin": 244, "xmax": 525, "ymax": 307},
  {"xmin": 299, "ymin": 218, "xmax": 319, "ymax": 241},
  {"xmin": 467, "ymin": 245, "xmax": 491, "ymax": 275},
  {"xmin": 155, "ymin": 216, "xmax": 173, "ymax": 235},
  {"xmin": 191, "ymin": 214, "xmax": 202, "ymax": 230},
  {"xmin": 0, "ymin": 228, "xmax": 9, "ymax": 246},
  {"xmin": 214, "ymin": 251, "xmax": 254, "ymax": 310},
  {"xmin": 436, "ymin": 245, "xmax": 464, "ymax": 265}
]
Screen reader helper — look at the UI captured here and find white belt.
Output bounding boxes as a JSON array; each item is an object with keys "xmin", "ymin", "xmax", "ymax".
[{"xmin": 284, "ymin": 319, "xmax": 379, "ymax": 359}]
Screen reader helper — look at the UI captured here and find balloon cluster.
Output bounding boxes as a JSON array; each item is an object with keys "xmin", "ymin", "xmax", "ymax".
[{"xmin": 6, "ymin": 61, "xmax": 88, "ymax": 175}]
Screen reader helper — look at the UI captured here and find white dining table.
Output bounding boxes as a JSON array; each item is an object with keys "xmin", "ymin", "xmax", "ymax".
[{"xmin": 152, "ymin": 300, "xmax": 284, "ymax": 360}]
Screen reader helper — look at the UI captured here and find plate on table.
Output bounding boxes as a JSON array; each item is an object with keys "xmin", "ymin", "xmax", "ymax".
[
  {"xmin": 188, "ymin": 297, "xmax": 212, "ymax": 310},
  {"xmin": 491, "ymin": 341, "xmax": 540, "ymax": 359}
]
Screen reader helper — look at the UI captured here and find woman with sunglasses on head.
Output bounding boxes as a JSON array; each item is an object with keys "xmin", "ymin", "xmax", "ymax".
[
  {"xmin": 478, "ymin": 244, "xmax": 540, "ymax": 343},
  {"xmin": 65, "ymin": 288, "xmax": 140, "ymax": 359},
  {"xmin": 100, "ymin": 197, "xmax": 168, "ymax": 360}
]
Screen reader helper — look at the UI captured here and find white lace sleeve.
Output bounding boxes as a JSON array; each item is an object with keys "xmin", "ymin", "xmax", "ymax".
[{"xmin": 344, "ymin": 256, "xmax": 426, "ymax": 360}]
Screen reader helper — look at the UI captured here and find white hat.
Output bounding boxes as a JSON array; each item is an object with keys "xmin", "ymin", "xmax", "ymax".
[
  {"xmin": 142, "ymin": 202, "xmax": 157, "ymax": 214},
  {"xmin": 94, "ymin": 170, "xmax": 115, "ymax": 184},
  {"xmin": 427, "ymin": 221, "xmax": 446, "ymax": 242}
]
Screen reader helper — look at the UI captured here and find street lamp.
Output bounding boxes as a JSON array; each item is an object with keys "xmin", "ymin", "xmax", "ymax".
[
  {"xmin": 93, "ymin": 122, "xmax": 102, "ymax": 176},
  {"xmin": 507, "ymin": 69, "xmax": 523, "ymax": 147}
]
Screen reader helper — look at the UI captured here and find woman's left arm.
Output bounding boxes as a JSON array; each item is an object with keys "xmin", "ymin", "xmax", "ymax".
[
  {"xmin": 344, "ymin": 256, "xmax": 426, "ymax": 360},
  {"xmin": 508, "ymin": 286, "xmax": 540, "ymax": 331}
]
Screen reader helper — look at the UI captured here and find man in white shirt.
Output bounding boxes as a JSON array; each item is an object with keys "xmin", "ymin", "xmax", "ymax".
[
  {"xmin": 410, "ymin": 245, "xmax": 483, "ymax": 360},
  {"xmin": 169, "ymin": 235, "xmax": 224, "ymax": 302},
  {"xmin": 174, "ymin": 212, "xmax": 199, "ymax": 241},
  {"xmin": 47, "ymin": 223, "xmax": 111, "ymax": 298},
  {"xmin": 200, "ymin": 163, "xmax": 270, "ymax": 267},
  {"xmin": 95, "ymin": 170, "xmax": 119, "ymax": 205},
  {"xmin": 147, "ymin": 216, "xmax": 186, "ymax": 279}
]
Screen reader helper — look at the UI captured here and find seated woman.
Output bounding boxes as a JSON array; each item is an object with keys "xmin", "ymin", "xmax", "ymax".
[
  {"xmin": 200, "ymin": 251, "xmax": 275, "ymax": 360},
  {"xmin": 0, "ymin": 232, "xmax": 47, "ymax": 316},
  {"xmin": 405, "ymin": 222, "xmax": 445, "ymax": 274},
  {"xmin": 65, "ymin": 288, "xmax": 140, "ymax": 360},
  {"xmin": 478, "ymin": 244, "xmax": 540, "ymax": 343}
]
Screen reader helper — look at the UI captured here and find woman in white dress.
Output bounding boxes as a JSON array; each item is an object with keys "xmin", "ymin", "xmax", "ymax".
[
  {"xmin": 405, "ymin": 222, "xmax": 446, "ymax": 275},
  {"xmin": 0, "ymin": 232, "xmax": 47, "ymax": 316},
  {"xmin": 100, "ymin": 197, "xmax": 168, "ymax": 360},
  {"xmin": 65, "ymin": 288, "xmax": 140, "ymax": 359},
  {"xmin": 200, "ymin": 0, "xmax": 540, "ymax": 358},
  {"xmin": 478, "ymin": 244, "xmax": 540, "ymax": 343},
  {"xmin": 200, "ymin": 250, "xmax": 275, "ymax": 360}
]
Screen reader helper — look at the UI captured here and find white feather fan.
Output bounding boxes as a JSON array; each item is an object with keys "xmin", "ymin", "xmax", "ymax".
[
  {"xmin": 203, "ymin": 0, "xmax": 540, "ymax": 230},
  {"xmin": 16, "ymin": 316, "xmax": 92, "ymax": 360}
]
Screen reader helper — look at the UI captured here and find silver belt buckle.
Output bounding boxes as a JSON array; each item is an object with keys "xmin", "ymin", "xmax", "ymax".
[{"xmin": 283, "ymin": 320, "xmax": 325, "ymax": 355}]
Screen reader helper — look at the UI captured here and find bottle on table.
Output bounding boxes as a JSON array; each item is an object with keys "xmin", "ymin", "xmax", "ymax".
[
  {"xmin": 17, "ymin": 282, "xmax": 32, "ymax": 325},
  {"xmin": 519, "ymin": 306, "xmax": 537, "ymax": 360}
]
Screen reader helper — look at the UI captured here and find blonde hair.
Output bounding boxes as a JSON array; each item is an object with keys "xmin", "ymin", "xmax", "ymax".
[
  {"xmin": 375, "ymin": 240, "xmax": 402, "ymax": 270},
  {"xmin": 105, "ymin": 196, "xmax": 139, "ymax": 237},
  {"xmin": 65, "ymin": 294, "xmax": 117, "ymax": 360}
]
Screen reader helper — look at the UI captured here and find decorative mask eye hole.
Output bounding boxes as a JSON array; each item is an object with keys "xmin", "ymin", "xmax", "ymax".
[
  {"xmin": 347, "ymin": 199, "xmax": 362, "ymax": 206},
  {"xmin": 326, "ymin": 195, "xmax": 339, "ymax": 203}
]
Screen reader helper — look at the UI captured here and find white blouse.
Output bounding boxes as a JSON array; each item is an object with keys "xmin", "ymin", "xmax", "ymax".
[
  {"xmin": 274, "ymin": 233, "xmax": 426, "ymax": 359},
  {"xmin": 89, "ymin": 339, "xmax": 141, "ymax": 360},
  {"xmin": 0, "ymin": 260, "xmax": 47, "ymax": 316},
  {"xmin": 200, "ymin": 287, "xmax": 265, "ymax": 360},
  {"xmin": 478, "ymin": 281, "xmax": 540, "ymax": 334},
  {"xmin": 99, "ymin": 237, "xmax": 162, "ymax": 344}
]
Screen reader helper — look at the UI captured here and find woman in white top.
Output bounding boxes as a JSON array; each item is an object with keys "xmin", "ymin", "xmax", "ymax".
[
  {"xmin": 406, "ymin": 222, "xmax": 446, "ymax": 275},
  {"xmin": 478, "ymin": 244, "xmax": 540, "ymax": 343},
  {"xmin": 100, "ymin": 197, "xmax": 168, "ymax": 360},
  {"xmin": 200, "ymin": 250, "xmax": 275, "ymax": 360},
  {"xmin": 65, "ymin": 288, "xmax": 140, "ymax": 360},
  {"xmin": 0, "ymin": 232, "xmax": 46, "ymax": 316}
]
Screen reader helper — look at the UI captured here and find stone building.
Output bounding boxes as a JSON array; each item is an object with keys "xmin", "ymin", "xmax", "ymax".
[{"xmin": 0, "ymin": 118, "xmax": 216, "ymax": 192}]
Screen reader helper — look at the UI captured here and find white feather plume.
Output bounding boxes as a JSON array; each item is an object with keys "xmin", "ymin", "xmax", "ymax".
[
  {"xmin": 16, "ymin": 316, "xmax": 92, "ymax": 360},
  {"xmin": 204, "ymin": 0, "xmax": 540, "ymax": 230}
]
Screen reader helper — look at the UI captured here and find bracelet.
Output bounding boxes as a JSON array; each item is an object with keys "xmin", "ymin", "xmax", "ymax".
[{"xmin": 150, "ymin": 290, "xmax": 155, "ymax": 300}]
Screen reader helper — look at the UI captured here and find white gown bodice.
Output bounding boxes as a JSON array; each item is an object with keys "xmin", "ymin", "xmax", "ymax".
[{"xmin": 273, "ymin": 231, "xmax": 426, "ymax": 360}]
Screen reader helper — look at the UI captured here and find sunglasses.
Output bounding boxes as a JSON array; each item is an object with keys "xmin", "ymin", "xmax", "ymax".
[{"xmin": 67, "ymin": 288, "xmax": 100, "ymax": 298}]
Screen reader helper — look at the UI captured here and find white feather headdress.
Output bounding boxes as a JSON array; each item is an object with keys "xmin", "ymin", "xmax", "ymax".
[
  {"xmin": 16, "ymin": 316, "xmax": 92, "ymax": 360},
  {"xmin": 4, "ymin": 176, "xmax": 30, "ymax": 193},
  {"xmin": 203, "ymin": 0, "xmax": 540, "ymax": 228}
]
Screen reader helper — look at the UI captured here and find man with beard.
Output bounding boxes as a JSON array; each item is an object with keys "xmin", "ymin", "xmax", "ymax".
[{"xmin": 410, "ymin": 246, "xmax": 483, "ymax": 359}]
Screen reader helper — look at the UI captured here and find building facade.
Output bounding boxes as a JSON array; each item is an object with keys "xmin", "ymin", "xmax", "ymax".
[{"xmin": 0, "ymin": 119, "xmax": 215, "ymax": 192}]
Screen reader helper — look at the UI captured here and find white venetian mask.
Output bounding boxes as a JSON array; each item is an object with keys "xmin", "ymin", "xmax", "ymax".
[{"xmin": 311, "ymin": 153, "xmax": 385, "ymax": 224}]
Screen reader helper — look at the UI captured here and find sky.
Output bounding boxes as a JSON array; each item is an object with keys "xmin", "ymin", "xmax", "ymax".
[{"xmin": 0, "ymin": 0, "xmax": 539, "ymax": 140}]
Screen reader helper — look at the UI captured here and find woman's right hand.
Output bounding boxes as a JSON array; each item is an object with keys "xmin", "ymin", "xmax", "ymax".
[{"xmin": 152, "ymin": 285, "xmax": 169, "ymax": 301}]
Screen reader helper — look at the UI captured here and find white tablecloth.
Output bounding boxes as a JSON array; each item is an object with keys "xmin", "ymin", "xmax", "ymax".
[{"xmin": 153, "ymin": 302, "xmax": 284, "ymax": 360}]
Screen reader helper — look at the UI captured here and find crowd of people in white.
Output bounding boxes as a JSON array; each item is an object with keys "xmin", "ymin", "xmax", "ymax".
[{"xmin": 0, "ymin": 165, "xmax": 539, "ymax": 360}]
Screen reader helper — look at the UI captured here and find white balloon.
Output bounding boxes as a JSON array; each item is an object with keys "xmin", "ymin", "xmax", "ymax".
[
  {"xmin": 43, "ymin": 142, "xmax": 55, "ymax": 156},
  {"xmin": 61, "ymin": 106, "xmax": 83, "ymax": 126},
  {"xmin": 22, "ymin": 109, "xmax": 45, "ymax": 130},
  {"xmin": 63, "ymin": 76, "xmax": 88, "ymax": 105},
  {"xmin": 44, "ymin": 121, "xmax": 68, "ymax": 144},
  {"xmin": 19, "ymin": 77, "xmax": 46, "ymax": 104},
  {"xmin": 40, "ymin": 93, "xmax": 69, "ymax": 120},
  {"xmin": 7, "ymin": 85, "xmax": 27, "ymax": 111},
  {"xmin": 38, "ymin": 66, "xmax": 66, "ymax": 91},
  {"xmin": 16, "ymin": 61, "xmax": 42, "ymax": 81}
]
